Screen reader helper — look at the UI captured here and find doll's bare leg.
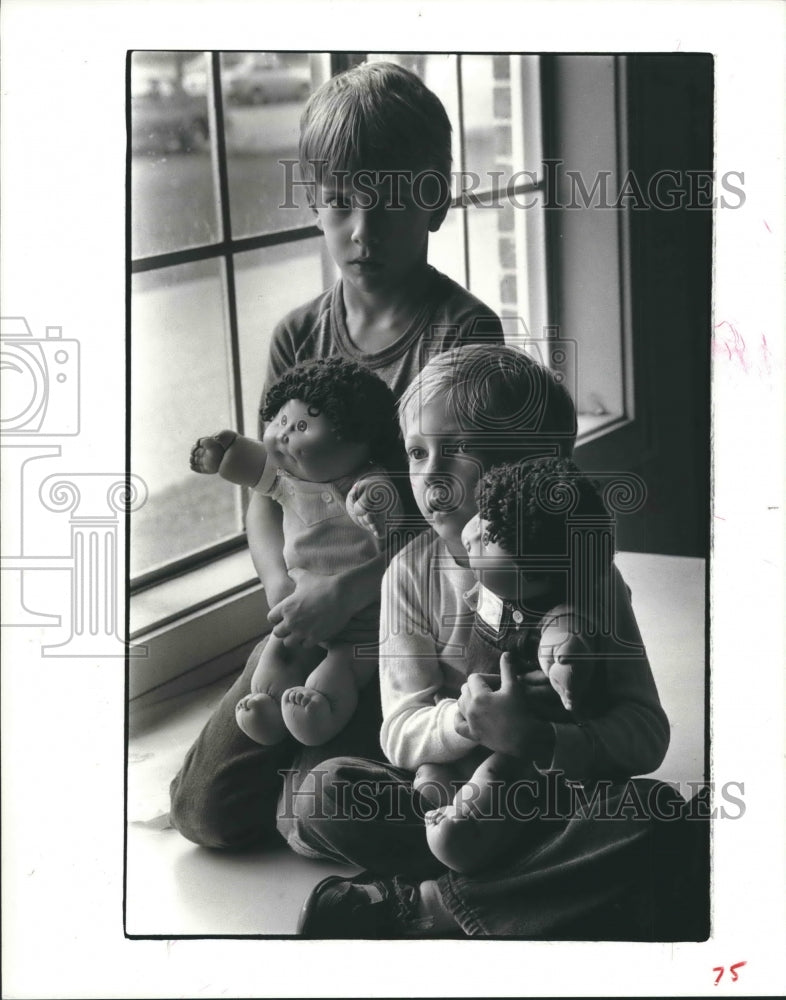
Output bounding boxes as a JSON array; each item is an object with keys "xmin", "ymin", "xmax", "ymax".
[
  {"xmin": 281, "ymin": 644, "xmax": 376, "ymax": 746},
  {"xmin": 414, "ymin": 750, "xmax": 490, "ymax": 810},
  {"xmin": 425, "ymin": 752, "xmax": 531, "ymax": 874},
  {"xmin": 235, "ymin": 635, "xmax": 324, "ymax": 746}
]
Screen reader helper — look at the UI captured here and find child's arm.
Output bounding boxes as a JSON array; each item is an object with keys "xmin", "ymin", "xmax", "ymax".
[
  {"xmin": 246, "ymin": 491, "xmax": 294, "ymax": 610},
  {"xmin": 269, "ymin": 554, "xmax": 387, "ymax": 649},
  {"xmin": 455, "ymin": 655, "xmax": 557, "ymax": 768},
  {"xmin": 455, "ymin": 567, "xmax": 670, "ymax": 782},
  {"xmin": 378, "ymin": 544, "xmax": 479, "ymax": 770}
]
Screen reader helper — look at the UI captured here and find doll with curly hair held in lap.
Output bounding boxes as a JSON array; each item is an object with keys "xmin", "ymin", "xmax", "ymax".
[
  {"xmin": 190, "ymin": 357, "xmax": 403, "ymax": 747},
  {"xmin": 420, "ymin": 457, "xmax": 611, "ymax": 873}
]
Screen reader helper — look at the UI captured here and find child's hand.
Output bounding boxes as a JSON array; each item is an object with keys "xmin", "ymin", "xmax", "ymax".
[
  {"xmin": 538, "ymin": 616, "xmax": 596, "ymax": 713},
  {"xmin": 346, "ymin": 476, "xmax": 400, "ymax": 541},
  {"xmin": 455, "ymin": 653, "xmax": 555, "ymax": 765},
  {"xmin": 267, "ymin": 567, "xmax": 350, "ymax": 648}
]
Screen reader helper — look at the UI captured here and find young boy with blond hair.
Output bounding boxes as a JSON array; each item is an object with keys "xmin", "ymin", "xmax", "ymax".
[{"xmin": 289, "ymin": 345, "xmax": 693, "ymax": 939}]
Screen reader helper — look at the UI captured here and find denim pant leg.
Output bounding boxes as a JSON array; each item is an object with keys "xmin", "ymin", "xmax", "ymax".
[
  {"xmin": 278, "ymin": 755, "xmax": 445, "ymax": 880},
  {"xmin": 169, "ymin": 637, "xmax": 299, "ymax": 848},
  {"xmin": 436, "ymin": 777, "xmax": 709, "ymax": 939},
  {"xmin": 169, "ymin": 637, "xmax": 386, "ymax": 850}
]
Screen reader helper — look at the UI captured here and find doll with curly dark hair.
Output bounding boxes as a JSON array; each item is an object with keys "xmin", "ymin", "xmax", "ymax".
[
  {"xmin": 419, "ymin": 457, "xmax": 612, "ymax": 873},
  {"xmin": 190, "ymin": 356, "xmax": 403, "ymax": 746}
]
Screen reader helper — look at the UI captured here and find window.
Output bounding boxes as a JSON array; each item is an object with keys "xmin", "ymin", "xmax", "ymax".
[
  {"xmin": 129, "ymin": 51, "xmax": 630, "ymax": 625},
  {"xmin": 130, "ymin": 51, "xmax": 329, "ymax": 588}
]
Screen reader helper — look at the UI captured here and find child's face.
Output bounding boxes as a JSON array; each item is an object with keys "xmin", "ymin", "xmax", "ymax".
[
  {"xmin": 262, "ymin": 398, "xmax": 369, "ymax": 483},
  {"xmin": 461, "ymin": 513, "xmax": 521, "ymax": 601},
  {"xmin": 403, "ymin": 398, "xmax": 492, "ymax": 558},
  {"xmin": 313, "ymin": 172, "xmax": 442, "ymax": 295}
]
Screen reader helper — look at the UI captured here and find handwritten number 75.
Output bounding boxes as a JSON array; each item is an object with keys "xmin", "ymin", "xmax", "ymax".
[{"xmin": 713, "ymin": 962, "xmax": 746, "ymax": 985}]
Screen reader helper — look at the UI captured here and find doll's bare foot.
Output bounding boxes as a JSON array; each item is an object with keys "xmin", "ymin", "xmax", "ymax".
[
  {"xmin": 190, "ymin": 431, "xmax": 236, "ymax": 475},
  {"xmin": 281, "ymin": 687, "xmax": 344, "ymax": 746},
  {"xmin": 424, "ymin": 803, "xmax": 518, "ymax": 875},
  {"xmin": 235, "ymin": 693, "xmax": 288, "ymax": 745}
]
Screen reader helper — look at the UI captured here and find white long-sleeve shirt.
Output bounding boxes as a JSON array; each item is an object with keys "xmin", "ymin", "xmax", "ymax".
[{"xmin": 378, "ymin": 529, "xmax": 670, "ymax": 782}]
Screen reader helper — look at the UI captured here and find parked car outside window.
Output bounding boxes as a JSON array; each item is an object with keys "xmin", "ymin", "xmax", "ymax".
[{"xmin": 131, "ymin": 78, "xmax": 210, "ymax": 154}]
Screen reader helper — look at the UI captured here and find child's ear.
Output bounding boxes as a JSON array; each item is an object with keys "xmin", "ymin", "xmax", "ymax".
[
  {"xmin": 428, "ymin": 201, "xmax": 451, "ymax": 233},
  {"xmin": 305, "ymin": 190, "xmax": 324, "ymax": 231}
]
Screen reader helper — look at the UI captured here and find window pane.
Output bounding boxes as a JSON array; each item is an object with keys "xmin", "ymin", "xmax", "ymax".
[
  {"xmin": 131, "ymin": 260, "xmax": 239, "ymax": 578},
  {"xmin": 428, "ymin": 208, "xmax": 466, "ymax": 287},
  {"xmin": 220, "ymin": 52, "xmax": 322, "ymax": 238},
  {"xmin": 466, "ymin": 198, "xmax": 541, "ymax": 330},
  {"xmin": 130, "ymin": 52, "xmax": 220, "ymax": 259},
  {"xmin": 235, "ymin": 239, "xmax": 327, "ymax": 437}
]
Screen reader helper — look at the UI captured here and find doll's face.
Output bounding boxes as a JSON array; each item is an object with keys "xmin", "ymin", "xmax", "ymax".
[
  {"xmin": 461, "ymin": 514, "xmax": 521, "ymax": 600},
  {"xmin": 262, "ymin": 398, "xmax": 369, "ymax": 483},
  {"xmin": 461, "ymin": 513, "xmax": 552, "ymax": 603}
]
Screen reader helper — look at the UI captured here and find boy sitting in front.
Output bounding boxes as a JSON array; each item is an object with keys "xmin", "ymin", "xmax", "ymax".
[{"xmin": 291, "ymin": 345, "xmax": 671, "ymax": 938}]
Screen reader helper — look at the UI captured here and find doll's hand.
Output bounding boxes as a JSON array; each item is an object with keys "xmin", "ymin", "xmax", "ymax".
[
  {"xmin": 538, "ymin": 616, "xmax": 597, "ymax": 713},
  {"xmin": 189, "ymin": 429, "xmax": 237, "ymax": 475},
  {"xmin": 455, "ymin": 653, "xmax": 555, "ymax": 765},
  {"xmin": 346, "ymin": 476, "xmax": 400, "ymax": 541}
]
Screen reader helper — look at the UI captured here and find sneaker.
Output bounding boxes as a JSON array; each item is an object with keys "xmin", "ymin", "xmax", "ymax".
[{"xmin": 296, "ymin": 871, "xmax": 425, "ymax": 938}]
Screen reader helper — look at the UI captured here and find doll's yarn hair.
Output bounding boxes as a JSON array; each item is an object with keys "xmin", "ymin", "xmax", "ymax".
[
  {"xmin": 261, "ymin": 356, "xmax": 399, "ymax": 464},
  {"xmin": 475, "ymin": 457, "xmax": 609, "ymax": 561}
]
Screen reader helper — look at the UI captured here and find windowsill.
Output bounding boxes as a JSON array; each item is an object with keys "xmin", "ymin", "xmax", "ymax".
[
  {"xmin": 129, "ymin": 545, "xmax": 270, "ymax": 702},
  {"xmin": 130, "ymin": 547, "xmax": 258, "ymax": 638},
  {"xmin": 576, "ymin": 411, "xmax": 626, "ymax": 442}
]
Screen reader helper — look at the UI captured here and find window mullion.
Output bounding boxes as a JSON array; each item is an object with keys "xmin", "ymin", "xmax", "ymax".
[
  {"xmin": 206, "ymin": 55, "xmax": 243, "ymax": 432},
  {"xmin": 455, "ymin": 55, "xmax": 470, "ymax": 289}
]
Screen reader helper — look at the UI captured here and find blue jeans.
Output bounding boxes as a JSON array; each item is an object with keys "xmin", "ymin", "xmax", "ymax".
[
  {"xmin": 279, "ymin": 758, "xmax": 710, "ymax": 939},
  {"xmin": 169, "ymin": 637, "xmax": 384, "ymax": 849},
  {"xmin": 171, "ymin": 638, "xmax": 708, "ymax": 938}
]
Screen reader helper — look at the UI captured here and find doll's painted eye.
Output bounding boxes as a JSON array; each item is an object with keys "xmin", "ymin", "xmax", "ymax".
[{"xmin": 296, "ymin": 419, "xmax": 308, "ymax": 432}]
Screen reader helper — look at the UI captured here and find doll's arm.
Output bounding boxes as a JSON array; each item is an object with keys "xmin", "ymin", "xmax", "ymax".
[
  {"xmin": 190, "ymin": 430, "xmax": 270, "ymax": 489},
  {"xmin": 346, "ymin": 473, "xmax": 405, "ymax": 546},
  {"xmin": 537, "ymin": 613, "xmax": 598, "ymax": 714}
]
